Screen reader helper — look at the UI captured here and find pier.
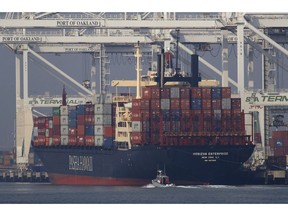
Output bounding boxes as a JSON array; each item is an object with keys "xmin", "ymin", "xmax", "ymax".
[{"xmin": 0, "ymin": 169, "xmax": 49, "ymax": 182}]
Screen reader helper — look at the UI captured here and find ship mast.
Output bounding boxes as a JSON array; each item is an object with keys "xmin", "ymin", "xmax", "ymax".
[{"xmin": 135, "ymin": 41, "xmax": 142, "ymax": 99}]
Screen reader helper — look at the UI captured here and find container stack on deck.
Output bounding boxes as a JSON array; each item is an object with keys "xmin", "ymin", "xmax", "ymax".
[
  {"xmin": 32, "ymin": 94, "xmax": 114, "ymax": 147},
  {"xmin": 130, "ymin": 86, "xmax": 247, "ymax": 146}
]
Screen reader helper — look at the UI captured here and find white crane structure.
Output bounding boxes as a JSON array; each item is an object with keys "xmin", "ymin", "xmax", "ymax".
[{"xmin": 1, "ymin": 12, "xmax": 288, "ymax": 170}]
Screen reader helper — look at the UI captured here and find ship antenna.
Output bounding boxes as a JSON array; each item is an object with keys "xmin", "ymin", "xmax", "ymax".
[{"xmin": 62, "ymin": 85, "xmax": 67, "ymax": 106}]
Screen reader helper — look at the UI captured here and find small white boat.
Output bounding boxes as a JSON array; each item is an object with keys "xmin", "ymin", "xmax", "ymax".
[{"xmin": 151, "ymin": 170, "xmax": 175, "ymax": 187}]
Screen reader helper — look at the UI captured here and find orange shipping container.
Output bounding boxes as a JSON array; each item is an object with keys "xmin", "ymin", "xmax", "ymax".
[
  {"xmin": 53, "ymin": 116, "xmax": 60, "ymax": 125},
  {"xmin": 104, "ymin": 126, "xmax": 114, "ymax": 137},
  {"xmin": 77, "ymin": 115, "xmax": 85, "ymax": 125},
  {"xmin": 77, "ymin": 125, "xmax": 85, "ymax": 136},
  {"xmin": 85, "ymin": 136, "xmax": 95, "ymax": 146},
  {"xmin": 52, "ymin": 136, "xmax": 61, "ymax": 145}
]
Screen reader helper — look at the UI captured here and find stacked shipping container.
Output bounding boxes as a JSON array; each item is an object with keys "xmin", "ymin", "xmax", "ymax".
[
  {"xmin": 130, "ymin": 86, "xmax": 246, "ymax": 146},
  {"xmin": 33, "ymin": 93, "xmax": 114, "ymax": 147}
]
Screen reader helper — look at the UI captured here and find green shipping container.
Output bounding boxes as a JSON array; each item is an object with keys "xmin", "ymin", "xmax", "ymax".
[{"xmin": 52, "ymin": 107, "xmax": 60, "ymax": 116}]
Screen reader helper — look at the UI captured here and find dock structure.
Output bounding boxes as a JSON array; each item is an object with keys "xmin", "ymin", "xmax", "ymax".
[{"xmin": 0, "ymin": 170, "xmax": 49, "ymax": 182}]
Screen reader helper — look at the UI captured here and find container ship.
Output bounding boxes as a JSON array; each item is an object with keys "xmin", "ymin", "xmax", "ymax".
[{"xmin": 32, "ymin": 47, "xmax": 255, "ymax": 186}]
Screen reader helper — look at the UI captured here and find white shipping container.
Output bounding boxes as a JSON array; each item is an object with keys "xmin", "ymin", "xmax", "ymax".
[
  {"xmin": 60, "ymin": 126, "xmax": 69, "ymax": 136},
  {"xmin": 49, "ymin": 137, "xmax": 53, "ymax": 146},
  {"xmin": 45, "ymin": 129, "xmax": 50, "ymax": 137},
  {"xmin": 94, "ymin": 104, "xmax": 112, "ymax": 114},
  {"xmin": 61, "ymin": 136, "xmax": 69, "ymax": 145},
  {"xmin": 94, "ymin": 115, "xmax": 104, "ymax": 125},
  {"xmin": 94, "ymin": 135, "xmax": 104, "ymax": 146},
  {"xmin": 103, "ymin": 115, "xmax": 112, "ymax": 125},
  {"xmin": 33, "ymin": 127, "xmax": 38, "ymax": 137},
  {"xmin": 48, "ymin": 120, "xmax": 53, "ymax": 129},
  {"xmin": 94, "ymin": 104, "xmax": 104, "ymax": 114},
  {"xmin": 60, "ymin": 116, "xmax": 69, "ymax": 125},
  {"xmin": 170, "ymin": 87, "xmax": 180, "ymax": 98},
  {"xmin": 104, "ymin": 104, "xmax": 112, "ymax": 114},
  {"xmin": 222, "ymin": 98, "xmax": 231, "ymax": 110},
  {"xmin": 104, "ymin": 93, "xmax": 113, "ymax": 104},
  {"xmin": 132, "ymin": 121, "xmax": 142, "ymax": 132},
  {"xmin": 60, "ymin": 105, "xmax": 69, "ymax": 116},
  {"xmin": 161, "ymin": 99, "xmax": 170, "ymax": 110},
  {"xmin": 95, "ymin": 94, "xmax": 104, "ymax": 104},
  {"xmin": 94, "ymin": 125, "xmax": 104, "ymax": 135}
]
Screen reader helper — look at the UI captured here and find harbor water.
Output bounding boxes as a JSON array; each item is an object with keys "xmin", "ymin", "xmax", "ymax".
[
  {"xmin": 0, "ymin": 183, "xmax": 287, "ymax": 216},
  {"xmin": 1, "ymin": 183, "xmax": 288, "ymax": 204}
]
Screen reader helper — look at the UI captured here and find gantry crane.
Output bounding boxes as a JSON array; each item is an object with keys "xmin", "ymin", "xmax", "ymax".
[{"xmin": 1, "ymin": 12, "xmax": 288, "ymax": 171}]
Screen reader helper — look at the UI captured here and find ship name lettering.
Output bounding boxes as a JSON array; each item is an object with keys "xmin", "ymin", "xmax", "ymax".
[
  {"xmin": 69, "ymin": 155, "xmax": 93, "ymax": 172},
  {"xmin": 208, "ymin": 152, "xmax": 228, "ymax": 156}
]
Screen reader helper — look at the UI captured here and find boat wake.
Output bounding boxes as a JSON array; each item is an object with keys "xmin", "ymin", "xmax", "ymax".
[{"xmin": 142, "ymin": 184, "xmax": 156, "ymax": 188}]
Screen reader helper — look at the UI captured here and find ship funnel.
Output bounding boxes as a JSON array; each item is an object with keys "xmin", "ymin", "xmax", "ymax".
[
  {"xmin": 62, "ymin": 85, "xmax": 67, "ymax": 106},
  {"xmin": 191, "ymin": 54, "xmax": 201, "ymax": 87}
]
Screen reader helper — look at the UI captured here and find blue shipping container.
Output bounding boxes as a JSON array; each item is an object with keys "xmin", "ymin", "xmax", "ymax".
[
  {"xmin": 171, "ymin": 110, "xmax": 180, "ymax": 121},
  {"xmin": 211, "ymin": 87, "xmax": 222, "ymax": 99},
  {"xmin": 162, "ymin": 110, "xmax": 170, "ymax": 121},
  {"xmin": 191, "ymin": 99, "xmax": 202, "ymax": 110},
  {"xmin": 85, "ymin": 125, "xmax": 94, "ymax": 136},
  {"xmin": 68, "ymin": 119, "xmax": 77, "ymax": 128},
  {"xmin": 77, "ymin": 105, "xmax": 85, "ymax": 115}
]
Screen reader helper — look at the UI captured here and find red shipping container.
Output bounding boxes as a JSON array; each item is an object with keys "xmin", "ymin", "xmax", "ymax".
[
  {"xmin": 104, "ymin": 126, "xmax": 114, "ymax": 137},
  {"xmin": 132, "ymin": 99, "xmax": 141, "ymax": 109},
  {"xmin": 85, "ymin": 104, "xmax": 95, "ymax": 115},
  {"xmin": 231, "ymin": 98, "xmax": 241, "ymax": 110},
  {"xmin": 160, "ymin": 88, "xmax": 170, "ymax": 99},
  {"xmin": 170, "ymin": 98, "xmax": 180, "ymax": 109},
  {"xmin": 180, "ymin": 99, "xmax": 190, "ymax": 110},
  {"xmin": 150, "ymin": 99, "xmax": 161, "ymax": 109},
  {"xmin": 272, "ymin": 131, "xmax": 288, "ymax": 139},
  {"xmin": 69, "ymin": 128, "xmax": 77, "ymax": 136},
  {"xmin": 33, "ymin": 137, "xmax": 39, "ymax": 146},
  {"xmin": 201, "ymin": 87, "xmax": 211, "ymax": 99},
  {"xmin": 45, "ymin": 137, "xmax": 50, "ymax": 146},
  {"xmin": 52, "ymin": 135, "xmax": 61, "ymax": 145},
  {"xmin": 222, "ymin": 87, "xmax": 231, "ymax": 98},
  {"xmin": 85, "ymin": 136, "xmax": 95, "ymax": 146},
  {"xmin": 69, "ymin": 136, "xmax": 77, "ymax": 146},
  {"xmin": 77, "ymin": 115, "xmax": 85, "ymax": 125},
  {"xmin": 180, "ymin": 88, "xmax": 191, "ymax": 99},
  {"xmin": 132, "ymin": 111, "xmax": 141, "ymax": 121},
  {"xmin": 38, "ymin": 117, "xmax": 46, "ymax": 124},
  {"xmin": 141, "ymin": 110, "xmax": 150, "ymax": 121},
  {"xmin": 212, "ymin": 99, "xmax": 221, "ymax": 109},
  {"xmin": 151, "ymin": 110, "xmax": 161, "ymax": 121},
  {"xmin": 37, "ymin": 128, "xmax": 45, "ymax": 136},
  {"xmin": 52, "ymin": 125, "xmax": 60, "ymax": 135},
  {"xmin": 84, "ymin": 115, "xmax": 94, "ymax": 125},
  {"xmin": 140, "ymin": 99, "xmax": 150, "ymax": 110},
  {"xmin": 37, "ymin": 136, "xmax": 46, "ymax": 145},
  {"xmin": 181, "ymin": 110, "xmax": 191, "ymax": 118},
  {"xmin": 151, "ymin": 87, "xmax": 160, "ymax": 98},
  {"xmin": 33, "ymin": 118, "xmax": 39, "ymax": 127},
  {"xmin": 151, "ymin": 133, "xmax": 163, "ymax": 145},
  {"xmin": 274, "ymin": 147, "xmax": 286, "ymax": 157},
  {"xmin": 131, "ymin": 132, "xmax": 143, "ymax": 144},
  {"xmin": 191, "ymin": 87, "xmax": 202, "ymax": 99},
  {"xmin": 202, "ymin": 99, "xmax": 212, "ymax": 110},
  {"xmin": 77, "ymin": 125, "xmax": 85, "ymax": 136},
  {"xmin": 142, "ymin": 87, "xmax": 152, "ymax": 99},
  {"xmin": 77, "ymin": 136, "xmax": 85, "ymax": 145}
]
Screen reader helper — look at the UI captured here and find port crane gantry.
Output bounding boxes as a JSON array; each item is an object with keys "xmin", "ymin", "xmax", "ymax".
[{"xmin": 1, "ymin": 12, "xmax": 288, "ymax": 171}]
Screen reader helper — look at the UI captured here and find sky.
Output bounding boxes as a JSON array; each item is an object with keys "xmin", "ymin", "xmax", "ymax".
[{"xmin": 0, "ymin": 1, "xmax": 286, "ymax": 150}]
